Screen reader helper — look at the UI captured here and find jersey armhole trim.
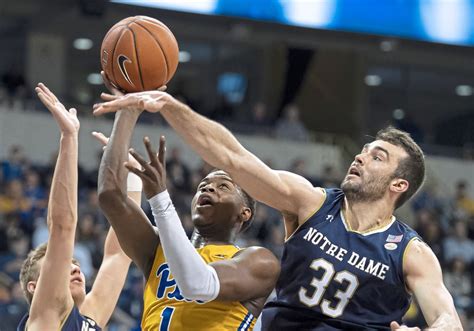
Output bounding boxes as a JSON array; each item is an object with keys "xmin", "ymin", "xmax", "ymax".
[
  {"xmin": 58, "ymin": 306, "xmax": 74, "ymax": 330},
  {"xmin": 401, "ymin": 236, "xmax": 419, "ymax": 295},
  {"xmin": 285, "ymin": 188, "xmax": 327, "ymax": 242}
]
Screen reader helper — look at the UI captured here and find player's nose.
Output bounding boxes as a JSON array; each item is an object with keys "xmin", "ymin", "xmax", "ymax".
[
  {"xmin": 201, "ymin": 184, "xmax": 215, "ymax": 193},
  {"xmin": 354, "ymin": 153, "xmax": 364, "ymax": 166},
  {"xmin": 71, "ymin": 264, "xmax": 81, "ymax": 275}
]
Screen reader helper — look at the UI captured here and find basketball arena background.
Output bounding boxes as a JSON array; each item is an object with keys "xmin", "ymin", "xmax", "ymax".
[{"xmin": 0, "ymin": 0, "xmax": 473, "ymax": 329}]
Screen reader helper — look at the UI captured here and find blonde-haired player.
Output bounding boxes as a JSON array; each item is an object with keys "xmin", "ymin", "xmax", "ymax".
[{"xmin": 17, "ymin": 84, "xmax": 138, "ymax": 330}]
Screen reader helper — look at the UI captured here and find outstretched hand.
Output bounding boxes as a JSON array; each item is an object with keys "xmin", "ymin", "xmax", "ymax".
[
  {"xmin": 124, "ymin": 136, "xmax": 167, "ymax": 199},
  {"xmin": 93, "ymin": 87, "xmax": 169, "ymax": 116},
  {"xmin": 35, "ymin": 83, "xmax": 79, "ymax": 135}
]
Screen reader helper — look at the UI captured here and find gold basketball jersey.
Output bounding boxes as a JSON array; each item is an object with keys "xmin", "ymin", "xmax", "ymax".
[{"xmin": 142, "ymin": 244, "xmax": 256, "ymax": 331}]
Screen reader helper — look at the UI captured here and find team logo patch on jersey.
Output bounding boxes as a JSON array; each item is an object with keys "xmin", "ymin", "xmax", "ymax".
[
  {"xmin": 384, "ymin": 242, "xmax": 398, "ymax": 250},
  {"xmin": 386, "ymin": 234, "xmax": 403, "ymax": 243}
]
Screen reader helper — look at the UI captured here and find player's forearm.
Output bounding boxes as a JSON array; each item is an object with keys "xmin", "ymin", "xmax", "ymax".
[
  {"xmin": 47, "ymin": 134, "xmax": 78, "ymax": 230},
  {"xmin": 161, "ymin": 101, "xmax": 246, "ymax": 171},
  {"xmin": 428, "ymin": 312, "xmax": 462, "ymax": 330},
  {"xmin": 98, "ymin": 110, "xmax": 140, "ymax": 198},
  {"xmin": 149, "ymin": 190, "xmax": 220, "ymax": 302}
]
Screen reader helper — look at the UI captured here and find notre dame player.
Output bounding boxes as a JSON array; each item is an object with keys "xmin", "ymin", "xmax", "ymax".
[
  {"xmin": 93, "ymin": 89, "xmax": 462, "ymax": 330},
  {"xmin": 17, "ymin": 84, "xmax": 135, "ymax": 331}
]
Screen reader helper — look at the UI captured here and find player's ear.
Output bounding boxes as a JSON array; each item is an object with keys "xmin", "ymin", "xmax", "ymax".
[
  {"xmin": 27, "ymin": 281, "xmax": 37, "ymax": 295},
  {"xmin": 390, "ymin": 178, "xmax": 409, "ymax": 194},
  {"xmin": 240, "ymin": 206, "xmax": 251, "ymax": 223}
]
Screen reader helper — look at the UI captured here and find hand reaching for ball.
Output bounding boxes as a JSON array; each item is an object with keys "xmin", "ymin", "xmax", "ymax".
[{"xmin": 93, "ymin": 87, "xmax": 172, "ymax": 116}]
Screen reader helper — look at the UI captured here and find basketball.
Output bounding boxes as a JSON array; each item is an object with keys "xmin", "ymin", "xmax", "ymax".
[{"xmin": 100, "ymin": 16, "xmax": 179, "ymax": 93}]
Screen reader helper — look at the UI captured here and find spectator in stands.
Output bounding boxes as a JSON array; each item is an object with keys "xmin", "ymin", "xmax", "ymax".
[
  {"xmin": 0, "ymin": 180, "xmax": 33, "ymax": 233},
  {"xmin": 274, "ymin": 103, "xmax": 310, "ymax": 141},
  {"xmin": 444, "ymin": 257, "xmax": 472, "ymax": 314},
  {"xmin": 0, "ymin": 234, "xmax": 29, "ymax": 280},
  {"xmin": 23, "ymin": 169, "xmax": 47, "ymax": 219},
  {"xmin": 1, "ymin": 145, "xmax": 26, "ymax": 182},
  {"xmin": 443, "ymin": 220, "xmax": 474, "ymax": 264},
  {"xmin": 454, "ymin": 181, "xmax": 474, "ymax": 217},
  {"xmin": 167, "ymin": 147, "xmax": 191, "ymax": 193},
  {"xmin": 421, "ymin": 220, "xmax": 445, "ymax": 265}
]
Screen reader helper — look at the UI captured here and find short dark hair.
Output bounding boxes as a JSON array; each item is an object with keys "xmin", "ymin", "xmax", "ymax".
[
  {"xmin": 375, "ymin": 126, "xmax": 425, "ymax": 209},
  {"xmin": 208, "ymin": 169, "xmax": 257, "ymax": 232},
  {"xmin": 238, "ymin": 188, "xmax": 257, "ymax": 233}
]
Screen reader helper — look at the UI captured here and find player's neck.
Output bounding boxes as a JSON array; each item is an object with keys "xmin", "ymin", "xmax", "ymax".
[
  {"xmin": 342, "ymin": 198, "xmax": 394, "ymax": 233},
  {"xmin": 191, "ymin": 229, "xmax": 235, "ymax": 247}
]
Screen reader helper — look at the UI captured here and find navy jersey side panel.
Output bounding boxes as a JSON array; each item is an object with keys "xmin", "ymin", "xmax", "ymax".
[
  {"xmin": 262, "ymin": 188, "xmax": 420, "ymax": 330},
  {"xmin": 17, "ymin": 306, "xmax": 101, "ymax": 331}
]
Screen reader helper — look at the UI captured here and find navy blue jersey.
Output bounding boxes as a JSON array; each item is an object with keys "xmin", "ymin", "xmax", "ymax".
[
  {"xmin": 262, "ymin": 188, "xmax": 420, "ymax": 330},
  {"xmin": 17, "ymin": 306, "xmax": 101, "ymax": 331}
]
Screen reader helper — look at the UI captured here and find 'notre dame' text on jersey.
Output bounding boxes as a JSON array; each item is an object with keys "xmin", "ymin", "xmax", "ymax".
[{"xmin": 262, "ymin": 188, "xmax": 420, "ymax": 331}]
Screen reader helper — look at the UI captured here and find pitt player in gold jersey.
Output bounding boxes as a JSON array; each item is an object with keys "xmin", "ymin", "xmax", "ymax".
[{"xmin": 96, "ymin": 74, "xmax": 280, "ymax": 330}]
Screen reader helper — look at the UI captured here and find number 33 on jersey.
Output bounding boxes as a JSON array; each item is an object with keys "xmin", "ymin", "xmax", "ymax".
[{"xmin": 263, "ymin": 188, "xmax": 420, "ymax": 330}]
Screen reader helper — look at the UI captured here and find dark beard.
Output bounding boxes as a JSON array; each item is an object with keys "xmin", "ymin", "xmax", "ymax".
[{"xmin": 341, "ymin": 174, "xmax": 392, "ymax": 203}]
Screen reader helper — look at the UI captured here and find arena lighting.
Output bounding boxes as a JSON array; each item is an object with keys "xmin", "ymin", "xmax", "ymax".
[
  {"xmin": 420, "ymin": 0, "xmax": 471, "ymax": 43},
  {"xmin": 87, "ymin": 73, "xmax": 103, "ymax": 85},
  {"xmin": 455, "ymin": 85, "xmax": 473, "ymax": 96},
  {"xmin": 364, "ymin": 75, "xmax": 382, "ymax": 86},
  {"xmin": 73, "ymin": 38, "xmax": 93, "ymax": 50},
  {"xmin": 380, "ymin": 40, "xmax": 397, "ymax": 52},
  {"xmin": 393, "ymin": 109, "xmax": 405, "ymax": 120},
  {"xmin": 283, "ymin": 0, "xmax": 336, "ymax": 27},
  {"xmin": 179, "ymin": 51, "xmax": 191, "ymax": 63}
]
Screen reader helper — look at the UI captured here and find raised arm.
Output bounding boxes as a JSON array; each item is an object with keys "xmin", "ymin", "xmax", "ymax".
[
  {"xmin": 97, "ymin": 113, "xmax": 157, "ymax": 276},
  {"xmin": 126, "ymin": 139, "xmax": 280, "ymax": 312},
  {"xmin": 28, "ymin": 84, "xmax": 80, "ymax": 329},
  {"xmin": 79, "ymin": 133, "xmax": 138, "ymax": 328},
  {"xmin": 390, "ymin": 240, "xmax": 462, "ymax": 330},
  {"xmin": 93, "ymin": 92, "xmax": 323, "ymax": 222}
]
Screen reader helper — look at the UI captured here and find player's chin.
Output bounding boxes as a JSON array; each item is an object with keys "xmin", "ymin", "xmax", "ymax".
[
  {"xmin": 70, "ymin": 280, "xmax": 86, "ymax": 293},
  {"xmin": 70, "ymin": 284, "xmax": 86, "ymax": 302}
]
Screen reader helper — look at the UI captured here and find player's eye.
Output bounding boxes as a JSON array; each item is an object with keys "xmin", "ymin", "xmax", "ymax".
[
  {"xmin": 373, "ymin": 155, "xmax": 382, "ymax": 161},
  {"xmin": 219, "ymin": 183, "xmax": 229, "ymax": 190}
]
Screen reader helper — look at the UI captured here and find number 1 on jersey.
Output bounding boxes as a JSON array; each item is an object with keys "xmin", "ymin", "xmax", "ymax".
[{"xmin": 160, "ymin": 307, "xmax": 175, "ymax": 331}]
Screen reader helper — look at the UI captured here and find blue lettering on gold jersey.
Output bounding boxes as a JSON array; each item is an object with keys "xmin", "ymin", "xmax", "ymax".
[{"xmin": 156, "ymin": 263, "xmax": 204, "ymax": 304}]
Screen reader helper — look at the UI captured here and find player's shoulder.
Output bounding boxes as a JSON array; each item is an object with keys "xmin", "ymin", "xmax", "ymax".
[
  {"xmin": 387, "ymin": 215, "xmax": 419, "ymax": 236},
  {"xmin": 403, "ymin": 235, "xmax": 441, "ymax": 279}
]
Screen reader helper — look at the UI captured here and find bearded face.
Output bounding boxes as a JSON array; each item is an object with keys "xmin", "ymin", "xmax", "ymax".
[{"xmin": 341, "ymin": 170, "xmax": 394, "ymax": 203}]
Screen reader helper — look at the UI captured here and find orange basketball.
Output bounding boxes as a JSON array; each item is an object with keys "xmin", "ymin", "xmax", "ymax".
[{"xmin": 100, "ymin": 16, "xmax": 179, "ymax": 92}]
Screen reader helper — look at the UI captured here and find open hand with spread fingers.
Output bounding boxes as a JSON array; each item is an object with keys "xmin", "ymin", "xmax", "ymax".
[
  {"xmin": 124, "ymin": 136, "xmax": 167, "ymax": 199},
  {"xmin": 92, "ymin": 87, "xmax": 170, "ymax": 116},
  {"xmin": 35, "ymin": 83, "xmax": 79, "ymax": 135}
]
